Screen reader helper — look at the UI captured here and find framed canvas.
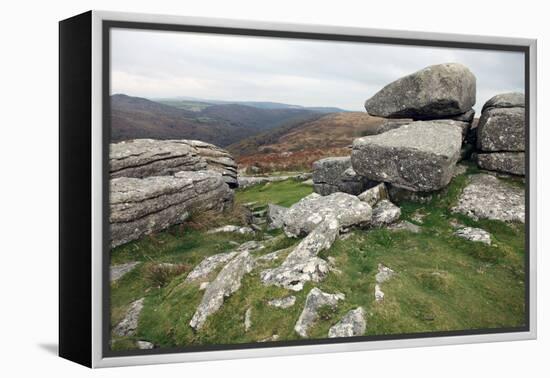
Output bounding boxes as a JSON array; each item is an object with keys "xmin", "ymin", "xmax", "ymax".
[{"xmin": 59, "ymin": 10, "xmax": 537, "ymax": 368}]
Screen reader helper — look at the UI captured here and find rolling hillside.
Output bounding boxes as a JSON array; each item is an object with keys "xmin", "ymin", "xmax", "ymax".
[
  {"xmin": 111, "ymin": 94, "xmax": 325, "ymax": 146},
  {"xmin": 227, "ymin": 112, "xmax": 385, "ymax": 173}
]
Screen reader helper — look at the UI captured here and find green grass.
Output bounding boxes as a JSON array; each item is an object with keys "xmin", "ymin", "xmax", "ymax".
[
  {"xmin": 235, "ymin": 178, "xmax": 313, "ymax": 208},
  {"xmin": 109, "ymin": 172, "xmax": 526, "ymax": 350}
]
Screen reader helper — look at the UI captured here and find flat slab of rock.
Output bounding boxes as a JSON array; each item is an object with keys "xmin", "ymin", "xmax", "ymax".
[
  {"xmin": 358, "ymin": 183, "xmax": 389, "ymax": 207},
  {"xmin": 110, "ymin": 261, "xmax": 140, "ymax": 282},
  {"xmin": 295, "ymin": 288, "xmax": 345, "ymax": 338},
  {"xmin": 185, "ymin": 251, "xmax": 238, "ymax": 283},
  {"xmin": 313, "ymin": 157, "xmax": 373, "ymax": 196},
  {"xmin": 452, "ymin": 174, "xmax": 525, "ymax": 223},
  {"xmin": 110, "ymin": 139, "xmax": 238, "ymax": 188},
  {"xmin": 136, "ymin": 341, "xmax": 154, "ymax": 350},
  {"xmin": 328, "ymin": 307, "xmax": 366, "ymax": 338},
  {"xmin": 110, "ymin": 171, "xmax": 233, "ymax": 248},
  {"xmin": 268, "ymin": 296, "xmax": 296, "ymax": 309},
  {"xmin": 113, "ymin": 298, "xmax": 144, "ymax": 336},
  {"xmin": 189, "ymin": 250, "xmax": 254, "ymax": 330},
  {"xmin": 477, "ymin": 152, "xmax": 525, "ymax": 176},
  {"xmin": 364, "ymin": 63, "xmax": 476, "ymax": 119},
  {"xmin": 237, "ymin": 174, "xmax": 306, "ymax": 189},
  {"xmin": 482, "ymin": 92, "xmax": 525, "ymax": 113},
  {"xmin": 477, "ymin": 107, "xmax": 525, "ymax": 152},
  {"xmin": 371, "ymin": 200, "xmax": 401, "ymax": 228},
  {"xmin": 351, "ymin": 121, "xmax": 462, "ymax": 191},
  {"xmin": 283, "ymin": 192, "xmax": 373, "ymax": 237},
  {"xmin": 388, "ymin": 220, "xmax": 421, "ymax": 233},
  {"xmin": 454, "ymin": 227, "xmax": 491, "ymax": 245},
  {"xmin": 261, "ymin": 217, "xmax": 339, "ymax": 291}
]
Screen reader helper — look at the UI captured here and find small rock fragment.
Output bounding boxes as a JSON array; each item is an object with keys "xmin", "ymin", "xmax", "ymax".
[{"xmin": 328, "ymin": 307, "xmax": 366, "ymax": 338}]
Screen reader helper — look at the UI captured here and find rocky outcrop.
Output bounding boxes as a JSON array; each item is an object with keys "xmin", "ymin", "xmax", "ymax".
[
  {"xmin": 260, "ymin": 217, "xmax": 339, "ymax": 291},
  {"xmin": 184, "ymin": 251, "xmax": 238, "ymax": 283},
  {"xmin": 370, "ymin": 200, "xmax": 401, "ymax": 227},
  {"xmin": 206, "ymin": 225, "xmax": 254, "ymax": 235},
  {"xmin": 328, "ymin": 307, "xmax": 366, "ymax": 338},
  {"xmin": 237, "ymin": 173, "xmax": 309, "ymax": 189},
  {"xmin": 476, "ymin": 93, "xmax": 525, "ymax": 176},
  {"xmin": 110, "ymin": 261, "xmax": 140, "ymax": 282},
  {"xmin": 364, "ymin": 63, "xmax": 476, "ymax": 120},
  {"xmin": 312, "ymin": 157, "xmax": 374, "ymax": 196},
  {"xmin": 358, "ymin": 183, "xmax": 389, "ymax": 206},
  {"xmin": 477, "ymin": 152, "xmax": 525, "ymax": 176},
  {"xmin": 452, "ymin": 174, "xmax": 525, "ymax": 223},
  {"xmin": 110, "ymin": 139, "xmax": 238, "ymax": 188},
  {"xmin": 110, "ymin": 171, "xmax": 233, "ymax": 248},
  {"xmin": 190, "ymin": 249, "xmax": 255, "ymax": 330},
  {"xmin": 294, "ymin": 288, "xmax": 345, "ymax": 337},
  {"xmin": 113, "ymin": 298, "xmax": 144, "ymax": 336},
  {"xmin": 454, "ymin": 227, "xmax": 491, "ymax": 245},
  {"xmin": 351, "ymin": 121, "xmax": 463, "ymax": 192},
  {"xmin": 282, "ymin": 192, "xmax": 373, "ymax": 237},
  {"xmin": 388, "ymin": 220, "xmax": 421, "ymax": 233}
]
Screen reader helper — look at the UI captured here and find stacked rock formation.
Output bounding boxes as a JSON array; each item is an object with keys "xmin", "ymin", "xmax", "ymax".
[
  {"xmin": 109, "ymin": 139, "xmax": 236, "ymax": 248},
  {"xmin": 312, "ymin": 156, "xmax": 375, "ymax": 195},
  {"xmin": 475, "ymin": 93, "xmax": 525, "ymax": 176}
]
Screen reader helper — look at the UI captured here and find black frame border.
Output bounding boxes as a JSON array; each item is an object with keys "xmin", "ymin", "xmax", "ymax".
[{"xmin": 101, "ymin": 19, "xmax": 531, "ymax": 359}]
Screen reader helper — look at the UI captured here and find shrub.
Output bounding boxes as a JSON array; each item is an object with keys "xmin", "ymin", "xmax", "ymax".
[{"xmin": 145, "ymin": 263, "xmax": 190, "ymax": 288}]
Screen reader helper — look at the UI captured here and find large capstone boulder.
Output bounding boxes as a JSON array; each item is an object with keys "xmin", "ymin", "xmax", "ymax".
[
  {"xmin": 110, "ymin": 139, "xmax": 238, "ymax": 188},
  {"xmin": 477, "ymin": 107, "xmax": 525, "ymax": 152},
  {"xmin": 282, "ymin": 192, "xmax": 373, "ymax": 237},
  {"xmin": 364, "ymin": 63, "xmax": 476, "ymax": 120},
  {"xmin": 189, "ymin": 249, "xmax": 255, "ymax": 330},
  {"xmin": 312, "ymin": 157, "xmax": 373, "ymax": 196},
  {"xmin": 351, "ymin": 121, "xmax": 463, "ymax": 192},
  {"xmin": 294, "ymin": 288, "xmax": 345, "ymax": 338},
  {"xmin": 477, "ymin": 152, "xmax": 525, "ymax": 176},
  {"xmin": 452, "ymin": 174, "xmax": 525, "ymax": 223},
  {"xmin": 110, "ymin": 171, "xmax": 233, "ymax": 248},
  {"xmin": 482, "ymin": 92, "xmax": 525, "ymax": 113}
]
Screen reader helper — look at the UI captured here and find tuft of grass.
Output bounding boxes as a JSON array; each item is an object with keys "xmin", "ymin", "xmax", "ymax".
[{"xmin": 144, "ymin": 263, "xmax": 190, "ymax": 288}]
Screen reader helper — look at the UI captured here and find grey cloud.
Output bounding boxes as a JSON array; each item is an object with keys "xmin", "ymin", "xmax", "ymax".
[{"xmin": 111, "ymin": 28, "xmax": 524, "ymax": 112}]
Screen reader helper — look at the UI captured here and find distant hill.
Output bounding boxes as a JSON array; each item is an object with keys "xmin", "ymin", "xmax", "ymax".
[
  {"xmin": 155, "ymin": 97, "xmax": 347, "ymax": 113},
  {"xmin": 110, "ymin": 94, "xmax": 326, "ymax": 146},
  {"xmin": 228, "ymin": 112, "xmax": 386, "ymax": 173}
]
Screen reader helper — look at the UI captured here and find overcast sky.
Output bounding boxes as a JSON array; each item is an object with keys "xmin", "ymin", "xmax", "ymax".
[{"xmin": 111, "ymin": 28, "xmax": 525, "ymax": 112}]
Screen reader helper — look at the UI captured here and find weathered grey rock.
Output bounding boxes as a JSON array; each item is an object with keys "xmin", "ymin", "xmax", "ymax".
[
  {"xmin": 358, "ymin": 183, "xmax": 389, "ymax": 207},
  {"xmin": 258, "ymin": 335, "xmax": 280, "ymax": 342},
  {"xmin": 477, "ymin": 107, "xmax": 525, "ymax": 152},
  {"xmin": 477, "ymin": 152, "xmax": 525, "ymax": 176},
  {"xmin": 482, "ymin": 92, "xmax": 525, "ymax": 113},
  {"xmin": 282, "ymin": 192, "xmax": 373, "ymax": 238},
  {"xmin": 244, "ymin": 308, "xmax": 252, "ymax": 331},
  {"xmin": 206, "ymin": 225, "xmax": 254, "ymax": 235},
  {"xmin": 454, "ymin": 227, "xmax": 492, "ymax": 245},
  {"xmin": 267, "ymin": 204, "xmax": 288, "ymax": 230},
  {"xmin": 110, "ymin": 171, "xmax": 233, "ymax": 248},
  {"xmin": 237, "ymin": 174, "xmax": 305, "ymax": 189},
  {"xmin": 377, "ymin": 118, "xmax": 414, "ymax": 134},
  {"xmin": 136, "ymin": 341, "xmax": 154, "ymax": 350},
  {"xmin": 268, "ymin": 296, "xmax": 296, "ymax": 309},
  {"xmin": 453, "ymin": 164, "xmax": 468, "ymax": 178},
  {"xmin": 189, "ymin": 250, "xmax": 254, "ymax": 330},
  {"xmin": 261, "ymin": 217, "xmax": 339, "ymax": 291},
  {"xmin": 312, "ymin": 157, "xmax": 373, "ymax": 196},
  {"xmin": 110, "ymin": 139, "xmax": 238, "ymax": 188},
  {"xmin": 113, "ymin": 298, "xmax": 144, "ymax": 336},
  {"xmin": 364, "ymin": 63, "xmax": 476, "ymax": 119},
  {"xmin": 387, "ymin": 220, "xmax": 421, "ymax": 233},
  {"xmin": 448, "ymin": 108, "xmax": 475, "ymax": 123},
  {"xmin": 295, "ymin": 288, "xmax": 345, "ymax": 338},
  {"xmin": 452, "ymin": 174, "xmax": 525, "ymax": 223},
  {"xmin": 110, "ymin": 261, "xmax": 140, "ymax": 282},
  {"xmin": 352, "ymin": 122, "xmax": 463, "ymax": 191},
  {"xmin": 371, "ymin": 200, "xmax": 401, "ymax": 228},
  {"xmin": 255, "ymin": 249, "xmax": 286, "ymax": 264},
  {"xmin": 328, "ymin": 307, "xmax": 366, "ymax": 338},
  {"xmin": 185, "ymin": 251, "xmax": 238, "ymax": 283},
  {"xmin": 387, "ymin": 185, "xmax": 439, "ymax": 204}
]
